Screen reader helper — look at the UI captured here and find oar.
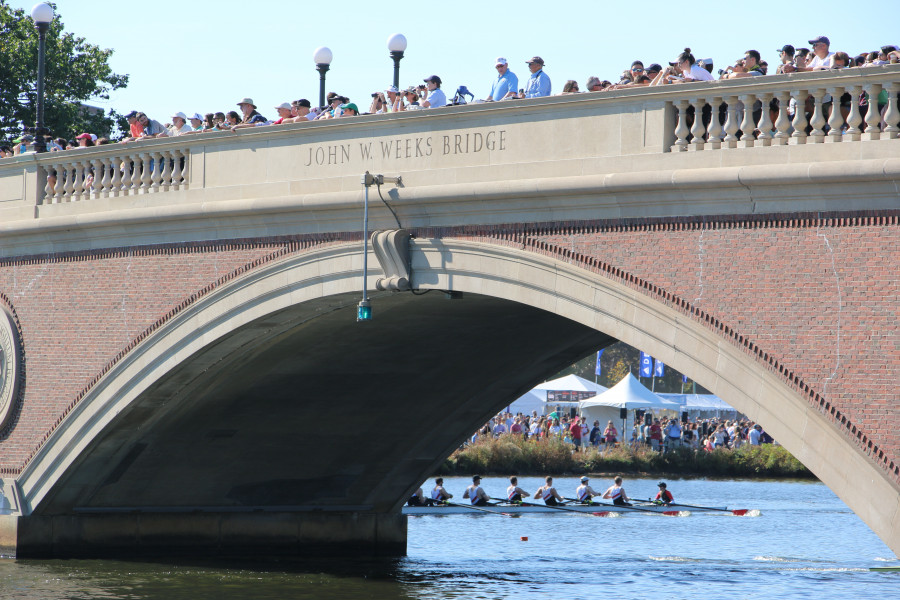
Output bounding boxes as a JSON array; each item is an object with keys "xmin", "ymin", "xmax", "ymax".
[
  {"xmin": 445, "ymin": 501, "xmax": 513, "ymax": 517},
  {"xmin": 564, "ymin": 497, "xmax": 680, "ymax": 516},
  {"xmin": 490, "ymin": 498, "xmax": 610, "ymax": 517},
  {"xmin": 646, "ymin": 498, "xmax": 749, "ymax": 516}
]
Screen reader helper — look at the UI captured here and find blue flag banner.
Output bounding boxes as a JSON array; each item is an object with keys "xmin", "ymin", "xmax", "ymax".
[
  {"xmin": 682, "ymin": 374, "xmax": 689, "ymax": 383},
  {"xmin": 594, "ymin": 350, "xmax": 604, "ymax": 376},
  {"xmin": 654, "ymin": 359, "xmax": 665, "ymax": 378},
  {"xmin": 639, "ymin": 352, "xmax": 653, "ymax": 378}
]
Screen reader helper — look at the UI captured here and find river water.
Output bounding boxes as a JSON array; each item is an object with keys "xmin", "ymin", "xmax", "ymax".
[{"xmin": 0, "ymin": 477, "xmax": 896, "ymax": 599}]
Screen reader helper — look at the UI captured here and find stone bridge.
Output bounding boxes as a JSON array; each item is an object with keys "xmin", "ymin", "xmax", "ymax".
[{"xmin": 0, "ymin": 66, "xmax": 898, "ymax": 557}]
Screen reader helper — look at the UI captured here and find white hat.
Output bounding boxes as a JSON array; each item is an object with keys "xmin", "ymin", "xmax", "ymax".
[
  {"xmin": 495, "ymin": 57, "xmax": 508, "ymax": 66},
  {"xmin": 274, "ymin": 102, "xmax": 292, "ymax": 110},
  {"xmin": 171, "ymin": 111, "xmax": 188, "ymax": 121},
  {"xmin": 89, "ymin": 134, "xmax": 98, "ymax": 142},
  {"xmin": 385, "ymin": 85, "xmax": 399, "ymax": 93},
  {"xmin": 188, "ymin": 112, "xmax": 203, "ymax": 121}
]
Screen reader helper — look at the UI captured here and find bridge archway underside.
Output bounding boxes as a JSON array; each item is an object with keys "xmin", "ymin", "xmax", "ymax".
[{"xmin": 2, "ymin": 211, "xmax": 898, "ymax": 556}]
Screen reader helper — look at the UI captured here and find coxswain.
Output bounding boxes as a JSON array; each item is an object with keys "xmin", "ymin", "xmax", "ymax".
[
  {"xmin": 602, "ymin": 475, "xmax": 632, "ymax": 506},
  {"xmin": 462, "ymin": 475, "xmax": 491, "ymax": 506},
  {"xmin": 431, "ymin": 477, "xmax": 453, "ymax": 504},
  {"xmin": 533, "ymin": 476, "xmax": 565, "ymax": 506},
  {"xmin": 575, "ymin": 476, "xmax": 603, "ymax": 504},
  {"xmin": 506, "ymin": 476, "xmax": 529, "ymax": 503},
  {"xmin": 407, "ymin": 486, "xmax": 432, "ymax": 507},
  {"xmin": 654, "ymin": 481, "xmax": 674, "ymax": 505}
]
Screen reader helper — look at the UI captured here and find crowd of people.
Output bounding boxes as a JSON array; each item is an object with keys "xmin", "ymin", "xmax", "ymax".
[
  {"xmin": 2, "ymin": 34, "xmax": 897, "ymax": 160},
  {"xmin": 409, "ymin": 474, "xmax": 674, "ymax": 507},
  {"xmin": 474, "ymin": 409, "xmax": 773, "ymax": 454}
]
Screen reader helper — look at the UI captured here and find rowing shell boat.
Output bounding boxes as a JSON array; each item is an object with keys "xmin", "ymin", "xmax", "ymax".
[{"xmin": 403, "ymin": 502, "xmax": 736, "ymax": 515}]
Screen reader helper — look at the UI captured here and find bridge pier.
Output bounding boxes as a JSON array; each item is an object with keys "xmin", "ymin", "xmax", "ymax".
[{"xmin": 0, "ymin": 511, "xmax": 406, "ymax": 559}]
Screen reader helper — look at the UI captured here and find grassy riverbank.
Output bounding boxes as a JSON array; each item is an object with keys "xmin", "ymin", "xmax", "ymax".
[{"xmin": 436, "ymin": 436, "xmax": 814, "ymax": 479}]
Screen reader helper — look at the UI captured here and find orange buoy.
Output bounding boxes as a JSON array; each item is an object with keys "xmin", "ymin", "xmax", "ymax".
[{"xmin": 520, "ymin": 536, "xmax": 528, "ymax": 541}]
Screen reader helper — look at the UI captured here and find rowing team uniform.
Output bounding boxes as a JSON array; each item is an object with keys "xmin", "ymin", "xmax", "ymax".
[
  {"xmin": 431, "ymin": 487, "xmax": 450, "ymax": 503},
  {"xmin": 608, "ymin": 484, "xmax": 630, "ymax": 506},
  {"xmin": 576, "ymin": 485, "xmax": 595, "ymax": 504},
  {"xmin": 542, "ymin": 487, "xmax": 558, "ymax": 506},
  {"xmin": 467, "ymin": 484, "xmax": 488, "ymax": 506},
  {"xmin": 507, "ymin": 486, "xmax": 523, "ymax": 503}
]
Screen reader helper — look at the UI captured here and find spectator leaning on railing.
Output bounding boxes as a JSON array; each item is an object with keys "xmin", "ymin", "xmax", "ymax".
[
  {"xmin": 486, "ymin": 57, "xmax": 518, "ymax": 101},
  {"xmin": 420, "ymin": 75, "xmax": 447, "ymax": 108}
]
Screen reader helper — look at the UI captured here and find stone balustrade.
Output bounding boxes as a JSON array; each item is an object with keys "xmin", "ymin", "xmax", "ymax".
[
  {"xmin": 1, "ymin": 65, "xmax": 898, "ymax": 232},
  {"xmin": 40, "ymin": 147, "xmax": 189, "ymax": 204},
  {"xmin": 668, "ymin": 67, "xmax": 900, "ymax": 151}
]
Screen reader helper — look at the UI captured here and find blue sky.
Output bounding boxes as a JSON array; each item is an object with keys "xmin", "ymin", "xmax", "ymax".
[{"xmin": 9, "ymin": 0, "xmax": 900, "ymax": 124}]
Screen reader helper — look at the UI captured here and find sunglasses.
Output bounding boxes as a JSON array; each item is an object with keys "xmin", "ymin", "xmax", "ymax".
[{"xmin": 632, "ymin": 67, "xmax": 644, "ymax": 72}]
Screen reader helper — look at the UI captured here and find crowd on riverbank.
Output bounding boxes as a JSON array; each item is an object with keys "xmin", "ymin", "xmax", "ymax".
[
  {"xmin": 3, "ymin": 33, "xmax": 898, "ymax": 158},
  {"xmin": 475, "ymin": 411, "xmax": 773, "ymax": 454}
]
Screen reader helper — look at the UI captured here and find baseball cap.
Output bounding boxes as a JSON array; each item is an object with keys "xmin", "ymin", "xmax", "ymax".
[
  {"xmin": 526, "ymin": 56, "xmax": 544, "ymax": 65},
  {"xmin": 778, "ymin": 44, "xmax": 795, "ymax": 55},
  {"xmin": 274, "ymin": 102, "xmax": 292, "ymax": 110},
  {"xmin": 124, "ymin": 110, "xmax": 138, "ymax": 119},
  {"xmin": 808, "ymin": 35, "xmax": 830, "ymax": 46},
  {"xmin": 293, "ymin": 99, "xmax": 311, "ymax": 108},
  {"xmin": 424, "ymin": 75, "xmax": 442, "ymax": 85},
  {"xmin": 188, "ymin": 113, "xmax": 203, "ymax": 121},
  {"xmin": 75, "ymin": 133, "xmax": 92, "ymax": 140},
  {"xmin": 171, "ymin": 111, "xmax": 188, "ymax": 121},
  {"xmin": 495, "ymin": 57, "xmax": 508, "ymax": 66},
  {"xmin": 580, "ymin": 476, "xmax": 589, "ymax": 482},
  {"xmin": 385, "ymin": 85, "xmax": 399, "ymax": 93},
  {"xmin": 339, "ymin": 102, "xmax": 359, "ymax": 112},
  {"xmin": 646, "ymin": 63, "xmax": 663, "ymax": 73}
]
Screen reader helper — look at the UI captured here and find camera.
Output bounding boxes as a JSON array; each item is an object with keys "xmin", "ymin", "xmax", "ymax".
[{"xmin": 717, "ymin": 69, "xmax": 725, "ymax": 76}]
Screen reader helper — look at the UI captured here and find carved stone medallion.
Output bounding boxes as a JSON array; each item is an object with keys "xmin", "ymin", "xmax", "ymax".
[{"xmin": 0, "ymin": 306, "xmax": 22, "ymax": 431}]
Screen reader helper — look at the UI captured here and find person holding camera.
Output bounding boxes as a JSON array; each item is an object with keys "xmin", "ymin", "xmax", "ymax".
[
  {"xmin": 650, "ymin": 48, "xmax": 713, "ymax": 86},
  {"xmin": 722, "ymin": 50, "xmax": 764, "ymax": 79},
  {"xmin": 420, "ymin": 75, "xmax": 447, "ymax": 108}
]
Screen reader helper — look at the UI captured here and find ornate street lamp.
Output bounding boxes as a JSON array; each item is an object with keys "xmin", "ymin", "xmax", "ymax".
[
  {"xmin": 30, "ymin": 2, "xmax": 54, "ymax": 153},
  {"xmin": 313, "ymin": 46, "xmax": 333, "ymax": 109},
  {"xmin": 387, "ymin": 34, "xmax": 407, "ymax": 91}
]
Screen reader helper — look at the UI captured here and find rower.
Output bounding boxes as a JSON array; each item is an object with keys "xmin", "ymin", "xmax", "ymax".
[
  {"xmin": 462, "ymin": 475, "xmax": 491, "ymax": 506},
  {"xmin": 506, "ymin": 476, "xmax": 529, "ymax": 504},
  {"xmin": 431, "ymin": 477, "xmax": 453, "ymax": 504},
  {"xmin": 575, "ymin": 476, "xmax": 602, "ymax": 504},
  {"xmin": 654, "ymin": 481, "xmax": 674, "ymax": 505},
  {"xmin": 602, "ymin": 475, "xmax": 632, "ymax": 506},
  {"xmin": 534, "ymin": 476, "xmax": 565, "ymax": 506},
  {"xmin": 407, "ymin": 486, "xmax": 432, "ymax": 507}
]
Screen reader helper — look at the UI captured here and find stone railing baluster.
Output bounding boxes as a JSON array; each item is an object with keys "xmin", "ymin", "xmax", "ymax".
[
  {"xmin": 723, "ymin": 96, "xmax": 739, "ymax": 148},
  {"xmin": 160, "ymin": 150, "xmax": 173, "ymax": 191},
  {"xmin": 707, "ymin": 97, "xmax": 724, "ymax": 149},
  {"xmin": 140, "ymin": 152, "xmax": 152, "ymax": 193},
  {"xmin": 884, "ymin": 82, "xmax": 900, "ymax": 139},
  {"xmin": 172, "ymin": 150, "xmax": 184, "ymax": 190},
  {"xmin": 689, "ymin": 98, "xmax": 706, "ymax": 151},
  {"xmin": 90, "ymin": 158, "xmax": 104, "ymax": 199},
  {"xmin": 52, "ymin": 163, "xmax": 65, "ymax": 203},
  {"xmin": 809, "ymin": 89, "xmax": 827, "ymax": 143},
  {"xmin": 120, "ymin": 158, "xmax": 132, "ymax": 195},
  {"xmin": 756, "ymin": 92, "xmax": 774, "ymax": 146},
  {"xmin": 72, "ymin": 162, "xmax": 85, "ymax": 202},
  {"xmin": 41, "ymin": 166, "xmax": 54, "ymax": 204},
  {"xmin": 150, "ymin": 151, "xmax": 163, "ymax": 192},
  {"xmin": 62, "ymin": 164, "xmax": 75, "ymax": 202},
  {"xmin": 99, "ymin": 157, "xmax": 112, "ymax": 197},
  {"xmin": 182, "ymin": 150, "xmax": 190, "ymax": 188},
  {"xmin": 773, "ymin": 91, "xmax": 791, "ymax": 145},
  {"xmin": 862, "ymin": 83, "xmax": 882, "ymax": 140},
  {"xmin": 790, "ymin": 90, "xmax": 808, "ymax": 144},
  {"xmin": 845, "ymin": 85, "xmax": 863, "ymax": 141},
  {"xmin": 671, "ymin": 99, "xmax": 690, "ymax": 152},
  {"xmin": 826, "ymin": 87, "xmax": 845, "ymax": 143},
  {"xmin": 738, "ymin": 94, "xmax": 756, "ymax": 148},
  {"xmin": 111, "ymin": 157, "xmax": 123, "ymax": 197},
  {"xmin": 130, "ymin": 154, "xmax": 142, "ymax": 193}
]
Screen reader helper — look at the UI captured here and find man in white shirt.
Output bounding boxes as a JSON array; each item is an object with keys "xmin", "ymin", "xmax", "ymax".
[
  {"xmin": 160, "ymin": 112, "xmax": 191, "ymax": 137},
  {"xmin": 748, "ymin": 424, "xmax": 762, "ymax": 446},
  {"xmin": 799, "ymin": 36, "xmax": 834, "ymax": 71}
]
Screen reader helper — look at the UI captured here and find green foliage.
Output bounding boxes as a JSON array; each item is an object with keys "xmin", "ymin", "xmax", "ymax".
[
  {"xmin": 0, "ymin": 1, "xmax": 128, "ymax": 142},
  {"xmin": 437, "ymin": 437, "xmax": 813, "ymax": 479}
]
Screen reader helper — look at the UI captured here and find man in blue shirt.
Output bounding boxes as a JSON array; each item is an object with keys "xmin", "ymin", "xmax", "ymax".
[
  {"xmin": 523, "ymin": 56, "xmax": 551, "ymax": 98},
  {"xmin": 486, "ymin": 57, "xmax": 518, "ymax": 101}
]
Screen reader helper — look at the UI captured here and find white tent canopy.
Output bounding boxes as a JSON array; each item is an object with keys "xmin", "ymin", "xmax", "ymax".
[
  {"xmin": 658, "ymin": 393, "xmax": 739, "ymax": 416},
  {"xmin": 578, "ymin": 374, "xmax": 680, "ymax": 442},
  {"xmin": 579, "ymin": 373, "xmax": 681, "ymax": 410},
  {"xmin": 507, "ymin": 374, "xmax": 608, "ymax": 416}
]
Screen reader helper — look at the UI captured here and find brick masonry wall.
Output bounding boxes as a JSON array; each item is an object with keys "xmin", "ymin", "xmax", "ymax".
[
  {"xmin": 0, "ymin": 211, "xmax": 897, "ymax": 488},
  {"xmin": 439, "ymin": 210, "xmax": 900, "ymax": 485},
  {"xmin": 0, "ymin": 234, "xmax": 353, "ymax": 474}
]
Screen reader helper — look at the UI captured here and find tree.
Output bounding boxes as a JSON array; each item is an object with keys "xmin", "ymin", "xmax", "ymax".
[{"xmin": 0, "ymin": 1, "xmax": 128, "ymax": 143}]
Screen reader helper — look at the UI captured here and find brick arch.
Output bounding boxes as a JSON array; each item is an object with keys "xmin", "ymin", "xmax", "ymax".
[{"xmin": 10, "ymin": 234, "xmax": 899, "ymax": 557}]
